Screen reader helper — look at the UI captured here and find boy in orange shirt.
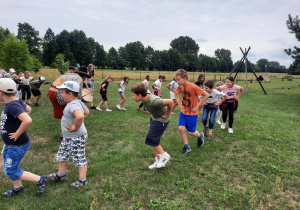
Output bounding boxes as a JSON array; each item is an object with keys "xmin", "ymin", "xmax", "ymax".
[{"xmin": 174, "ymin": 69, "xmax": 209, "ymax": 154}]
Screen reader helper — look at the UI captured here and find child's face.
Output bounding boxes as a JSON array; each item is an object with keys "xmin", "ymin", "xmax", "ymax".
[
  {"xmin": 25, "ymin": 73, "xmax": 30, "ymax": 78},
  {"xmin": 125, "ymin": 79, "xmax": 129, "ymax": 83},
  {"xmin": 159, "ymin": 78, "xmax": 165, "ymax": 82},
  {"xmin": 225, "ymin": 79, "xmax": 234, "ymax": 88},
  {"xmin": 132, "ymin": 92, "xmax": 142, "ymax": 102},
  {"xmin": 175, "ymin": 75, "xmax": 187, "ymax": 86},
  {"xmin": 149, "ymin": 75, "xmax": 152, "ymax": 80},
  {"xmin": 204, "ymin": 86, "xmax": 213, "ymax": 93},
  {"xmin": 108, "ymin": 78, "xmax": 114, "ymax": 82},
  {"xmin": 200, "ymin": 77, "xmax": 205, "ymax": 82},
  {"xmin": 60, "ymin": 89, "xmax": 75, "ymax": 103}
]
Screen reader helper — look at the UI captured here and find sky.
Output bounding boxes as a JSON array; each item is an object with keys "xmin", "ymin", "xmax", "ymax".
[{"xmin": 1, "ymin": 0, "xmax": 299, "ymax": 67}]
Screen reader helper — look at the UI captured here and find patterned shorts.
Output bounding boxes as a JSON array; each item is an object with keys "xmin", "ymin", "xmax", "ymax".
[{"xmin": 57, "ymin": 134, "xmax": 88, "ymax": 168}]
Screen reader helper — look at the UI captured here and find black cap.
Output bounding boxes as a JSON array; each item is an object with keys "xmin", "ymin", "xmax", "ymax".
[{"xmin": 69, "ymin": 66, "xmax": 76, "ymax": 71}]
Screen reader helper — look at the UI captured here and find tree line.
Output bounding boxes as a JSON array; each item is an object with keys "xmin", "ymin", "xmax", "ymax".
[{"xmin": 1, "ymin": 19, "xmax": 298, "ymax": 74}]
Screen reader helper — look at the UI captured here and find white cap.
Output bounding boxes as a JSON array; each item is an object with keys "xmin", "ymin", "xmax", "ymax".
[
  {"xmin": 39, "ymin": 76, "xmax": 46, "ymax": 81},
  {"xmin": 57, "ymin": 81, "xmax": 79, "ymax": 93},
  {"xmin": 0, "ymin": 78, "xmax": 16, "ymax": 93},
  {"xmin": 9, "ymin": 68, "xmax": 16, "ymax": 73}
]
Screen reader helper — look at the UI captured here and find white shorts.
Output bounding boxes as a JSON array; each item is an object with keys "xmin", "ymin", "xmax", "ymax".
[{"xmin": 170, "ymin": 91, "xmax": 175, "ymax": 100}]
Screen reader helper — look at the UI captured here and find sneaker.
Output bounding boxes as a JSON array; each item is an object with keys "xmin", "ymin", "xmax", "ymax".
[
  {"xmin": 181, "ymin": 146, "xmax": 192, "ymax": 154},
  {"xmin": 207, "ymin": 134, "xmax": 213, "ymax": 141},
  {"xmin": 221, "ymin": 122, "xmax": 226, "ymax": 129},
  {"xmin": 228, "ymin": 128, "xmax": 234, "ymax": 134},
  {"xmin": 203, "ymin": 127, "xmax": 208, "ymax": 136},
  {"xmin": 96, "ymin": 107, "xmax": 102, "ymax": 111},
  {"xmin": 149, "ymin": 157, "xmax": 159, "ymax": 169},
  {"xmin": 34, "ymin": 103, "xmax": 39, "ymax": 107},
  {"xmin": 70, "ymin": 179, "xmax": 88, "ymax": 188},
  {"xmin": 136, "ymin": 107, "xmax": 140, "ymax": 112},
  {"xmin": 121, "ymin": 107, "xmax": 127, "ymax": 110},
  {"xmin": 47, "ymin": 173, "xmax": 67, "ymax": 181},
  {"xmin": 216, "ymin": 120, "xmax": 221, "ymax": 125},
  {"xmin": 2, "ymin": 187, "xmax": 24, "ymax": 197},
  {"xmin": 90, "ymin": 106, "xmax": 96, "ymax": 109},
  {"xmin": 105, "ymin": 109, "xmax": 112, "ymax": 112},
  {"xmin": 197, "ymin": 132, "xmax": 205, "ymax": 147},
  {"xmin": 116, "ymin": 104, "xmax": 122, "ymax": 110},
  {"xmin": 37, "ymin": 176, "xmax": 48, "ymax": 195},
  {"xmin": 156, "ymin": 153, "xmax": 171, "ymax": 168}
]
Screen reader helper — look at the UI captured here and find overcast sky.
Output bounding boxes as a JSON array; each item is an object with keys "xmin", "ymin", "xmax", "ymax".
[{"xmin": 1, "ymin": 0, "xmax": 299, "ymax": 67}]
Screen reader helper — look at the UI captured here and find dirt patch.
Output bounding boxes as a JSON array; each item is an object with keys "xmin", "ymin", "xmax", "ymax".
[{"xmin": 33, "ymin": 137, "xmax": 50, "ymax": 143}]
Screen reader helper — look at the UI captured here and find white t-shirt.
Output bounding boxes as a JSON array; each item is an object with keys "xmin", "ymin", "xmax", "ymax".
[
  {"xmin": 142, "ymin": 79, "xmax": 149, "ymax": 88},
  {"xmin": 205, "ymin": 89, "xmax": 226, "ymax": 104},
  {"xmin": 153, "ymin": 79, "xmax": 162, "ymax": 89},
  {"xmin": 20, "ymin": 77, "xmax": 33, "ymax": 85},
  {"xmin": 118, "ymin": 81, "xmax": 126, "ymax": 92}
]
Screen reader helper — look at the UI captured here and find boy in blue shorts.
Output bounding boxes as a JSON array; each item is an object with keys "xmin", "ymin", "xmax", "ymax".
[
  {"xmin": 131, "ymin": 83, "xmax": 173, "ymax": 169},
  {"xmin": 0, "ymin": 78, "xmax": 47, "ymax": 197},
  {"xmin": 174, "ymin": 69, "xmax": 209, "ymax": 154}
]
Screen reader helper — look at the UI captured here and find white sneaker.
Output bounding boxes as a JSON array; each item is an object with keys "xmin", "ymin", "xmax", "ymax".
[
  {"xmin": 105, "ymin": 109, "xmax": 112, "ymax": 112},
  {"xmin": 221, "ymin": 122, "xmax": 226, "ymax": 129},
  {"xmin": 156, "ymin": 152, "xmax": 170, "ymax": 168},
  {"xmin": 216, "ymin": 120, "xmax": 221, "ymax": 125},
  {"xmin": 96, "ymin": 107, "xmax": 102, "ymax": 111},
  {"xmin": 228, "ymin": 128, "xmax": 234, "ymax": 134},
  {"xmin": 121, "ymin": 107, "xmax": 127, "ymax": 110},
  {"xmin": 116, "ymin": 104, "xmax": 122, "ymax": 110},
  {"xmin": 149, "ymin": 157, "xmax": 159, "ymax": 169}
]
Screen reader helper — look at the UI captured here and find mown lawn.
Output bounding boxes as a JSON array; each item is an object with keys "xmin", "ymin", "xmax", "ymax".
[{"xmin": 0, "ymin": 77, "xmax": 299, "ymax": 209}]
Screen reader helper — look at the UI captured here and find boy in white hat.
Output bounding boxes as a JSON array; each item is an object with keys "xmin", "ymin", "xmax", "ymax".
[
  {"xmin": 0, "ymin": 78, "xmax": 48, "ymax": 197},
  {"xmin": 30, "ymin": 76, "xmax": 46, "ymax": 107},
  {"xmin": 48, "ymin": 81, "xmax": 90, "ymax": 188}
]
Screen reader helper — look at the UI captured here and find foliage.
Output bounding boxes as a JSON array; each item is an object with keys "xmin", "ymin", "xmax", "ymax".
[
  {"xmin": 215, "ymin": 48, "xmax": 234, "ymax": 72},
  {"xmin": 29, "ymin": 55, "xmax": 42, "ymax": 73},
  {"xmin": 53, "ymin": 54, "xmax": 69, "ymax": 74},
  {"xmin": 170, "ymin": 36, "xmax": 199, "ymax": 55}
]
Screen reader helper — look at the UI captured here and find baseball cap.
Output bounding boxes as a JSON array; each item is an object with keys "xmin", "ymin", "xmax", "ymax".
[
  {"xmin": 39, "ymin": 76, "xmax": 46, "ymax": 81},
  {"xmin": 69, "ymin": 66, "xmax": 76, "ymax": 71},
  {"xmin": 0, "ymin": 78, "xmax": 17, "ymax": 93},
  {"xmin": 57, "ymin": 81, "xmax": 79, "ymax": 93},
  {"xmin": 9, "ymin": 68, "xmax": 16, "ymax": 73}
]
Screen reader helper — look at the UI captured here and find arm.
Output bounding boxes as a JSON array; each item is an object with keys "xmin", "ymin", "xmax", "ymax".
[
  {"xmin": 30, "ymin": 77, "xmax": 35, "ymax": 82},
  {"xmin": 67, "ymin": 109, "xmax": 84, "ymax": 132},
  {"xmin": 101, "ymin": 83, "xmax": 106, "ymax": 91},
  {"xmin": 84, "ymin": 108, "xmax": 89, "ymax": 118},
  {"xmin": 152, "ymin": 82, "xmax": 155, "ymax": 90},
  {"xmin": 192, "ymin": 91, "xmax": 209, "ymax": 113},
  {"xmin": 174, "ymin": 90, "xmax": 182, "ymax": 109},
  {"xmin": 9, "ymin": 113, "xmax": 32, "ymax": 141},
  {"xmin": 235, "ymin": 87, "xmax": 244, "ymax": 100},
  {"xmin": 161, "ymin": 99, "xmax": 173, "ymax": 119},
  {"xmin": 25, "ymin": 105, "xmax": 31, "ymax": 114},
  {"xmin": 215, "ymin": 94, "xmax": 227, "ymax": 106},
  {"xmin": 117, "ymin": 81, "xmax": 121, "ymax": 88},
  {"xmin": 166, "ymin": 83, "xmax": 173, "ymax": 92}
]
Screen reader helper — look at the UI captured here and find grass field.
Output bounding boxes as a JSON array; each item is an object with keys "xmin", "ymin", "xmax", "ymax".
[{"xmin": 0, "ymin": 76, "xmax": 299, "ymax": 209}]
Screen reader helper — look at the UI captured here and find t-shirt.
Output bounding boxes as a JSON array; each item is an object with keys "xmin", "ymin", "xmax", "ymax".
[
  {"xmin": 170, "ymin": 81, "xmax": 178, "ymax": 91},
  {"xmin": 194, "ymin": 81, "xmax": 204, "ymax": 89},
  {"xmin": 219, "ymin": 84, "xmax": 241, "ymax": 99},
  {"xmin": 153, "ymin": 79, "xmax": 162, "ymax": 89},
  {"xmin": 20, "ymin": 76, "xmax": 33, "ymax": 85},
  {"xmin": 142, "ymin": 79, "xmax": 149, "ymax": 88},
  {"xmin": 118, "ymin": 81, "xmax": 126, "ymax": 92},
  {"xmin": 143, "ymin": 94, "xmax": 171, "ymax": 123},
  {"xmin": 174, "ymin": 83, "xmax": 204, "ymax": 116},
  {"xmin": 205, "ymin": 89, "xmax": 226, "ymax": 104},
  {"xmin": 1, "ymin": 100, "xmax": 30, "ymax": 146},
  {"xmin": 30, "ymin": 80, "xmax": 43, "ymax": 90},
  {"xmin": 100, "ymin": 80, "xmax": 109, "ymax": 93},
  {"xmin": 61, "ymin": 99, "xmax": 87, "ymax": 138}
]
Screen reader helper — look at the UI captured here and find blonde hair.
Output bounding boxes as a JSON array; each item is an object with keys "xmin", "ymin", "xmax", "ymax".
[
  {"xmin": 106, "ymin": 74, "xmax": 115, "ymax": 81},
  {"xmin": 174, "ymin": 69, "xmax": 188, "ymax": 79}
]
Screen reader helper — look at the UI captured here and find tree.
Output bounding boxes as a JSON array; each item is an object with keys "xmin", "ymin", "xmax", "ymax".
[
  {"xmin": 215, "ymin": 48, "xmax": 233, "ymax": 72},
  {"xmin": 256, "ymin": 59, "xmax": 269, "ymax": 72},
  {"xmin": 125, "ymin": 42, "xmax": 143, "ymax": 70},
  {"xmin": 69, "ymin": 30, "xmax": 92, "ymax": 66},
  {"xmin": 0, "ymin": 27, "xmax": 11, "ymax": 44},
  {"xmin": 284, "ymin": 14, "xmax": 300, "ymax": 75},
  {"xmin": 95, "ymin": 43, "xmax": 108, "ymax": 68},
  {"xmin": 168, "ymin": 49, "xmax": 182, "ymax": 71},
  {"xmin": 54, "ymin": 54, "xmax": 70, "ymax": 74},
  {"xmin": 144, "ymin": 46, "xmax": 155, "ymax": 70},
  {"xmin": 55, "ymin": 30, "xmax": 74, "ymax": 64},
  {"xmin": 118, "ymin": 46, "xmax": 129, "ymax": 70},
  {"xmin": 42, "ymin": 28, "xmax": 56, "ymax": 66},
  {"xmin": 108, "ymin": 47, "xmax": 119, "ymax": 69},
  {"xmin": 182, "ymin": 53, "xmax": 198, "ymax": 71},
  {"xmin": 170, "ymin": 36, "xmax": 199, "ymax": 55},
  {"xmin": 17, "ymin": 22, "xmax": 41, "ymax": 58}
]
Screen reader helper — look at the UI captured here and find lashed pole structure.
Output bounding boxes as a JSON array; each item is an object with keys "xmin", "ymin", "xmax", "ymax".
[{"xmin": 229, "ymin": 47, "xmax": 267, "ymax": 95}]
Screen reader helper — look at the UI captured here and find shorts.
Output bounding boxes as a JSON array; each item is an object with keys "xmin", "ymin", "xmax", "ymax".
[
  {"xmin": 145, "ymin": 118, "xmax": 169, "ymax": 146},
  {"xmin": 100, "ymin": 92, "xmax": 108, "ymax": 101},
  {"xmin": 178, "ymin": 111, "xmax": 198, "ymax": 133},
  {"xmin": 170, "ymin": 91, "xmax": 175, "ymax": 100},
  {"xmin": 57, "ymin": 134, "xmax": 88, "ymax": 168},
  {"xmin": 118, "ymin": 91, "xmax": 124, "ymax": 95},
  {"xmin": 3, "ymin": 141, "xmax": 31, "ymax": 181},
  {"xmin": 31, "ymin": 89, "xmax": 41, "ymax": 97}
]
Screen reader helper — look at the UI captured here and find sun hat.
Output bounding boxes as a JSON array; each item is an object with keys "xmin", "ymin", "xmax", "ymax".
[
  {"xmin": 57, "ymin": 81, "xmax": 79, "ymax": 93},
  {"xmin": 9, "ymin": 68, "xmax": 16, "ymax": 73},
  {"xmin": 0, "ymin": 78, "xmax": 16, "ymax": 93}
]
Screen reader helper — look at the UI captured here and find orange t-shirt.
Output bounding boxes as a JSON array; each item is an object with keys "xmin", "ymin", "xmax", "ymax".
[{"xmin": 174, "ymin": 83, "xmax": 204, "ymax": 115}]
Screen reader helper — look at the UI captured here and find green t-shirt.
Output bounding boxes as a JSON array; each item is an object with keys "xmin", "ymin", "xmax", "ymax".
[{"xmin": 143, "ymin": 94, "xmax": 171, "ymax": 123}]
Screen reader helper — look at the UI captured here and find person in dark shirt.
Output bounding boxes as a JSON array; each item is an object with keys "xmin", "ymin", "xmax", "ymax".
[
  {"xmin": 96, "ymin": 75, "xmax": 115, "ymax": 112},
  {"xmin": 30, "ymin": 76, "xmax": 46, "ymax": 107}
]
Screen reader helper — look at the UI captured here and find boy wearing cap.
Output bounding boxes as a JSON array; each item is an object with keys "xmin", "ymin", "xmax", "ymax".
[
  {"xmin": 48, "ymin": 81, "xmax": 90, "ymax": 188},
  {"xmin": 0, "ymin": 78, "xmax": 48, "ymax": 197},
  {"xmin": 30, "ymin": 76, "xmax": 46, "ymax": 107}
]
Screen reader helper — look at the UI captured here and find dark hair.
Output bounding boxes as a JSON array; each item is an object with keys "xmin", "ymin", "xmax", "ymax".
[
  {"xmin": 131, "ymin": 83, "xmax": 147, "ymax": 97},
  {"xmin": 65, "ymin": 88, "xmax": 79, "ymax": 97},
  {"xmin": 79, "ymin": 67, "xmax": 88, "ymax": 73},
  {"xmin": 204, "ymin": 80, "xmax": 214, "ymax": 89},
  {"xmin": 0, "ymin": 91, "xmax": 16, "ymax": 96},
  {"xmin": 145, "ymin": 74, "xmax": 151, "ymax": 81},
  {"xmin": 158, "ymin": 75, "xmax": 166, "ymax": 80},
  {"xmin": 225, "ymin": 76, "xmax": 234, "ymax": 82},
  {"xmin": 174, "ymin": 69, "xmax": 188, "ymax": 79},
  {"xmin": 196, "ymin": 74, "xmax": 205, "ymax": 83}
]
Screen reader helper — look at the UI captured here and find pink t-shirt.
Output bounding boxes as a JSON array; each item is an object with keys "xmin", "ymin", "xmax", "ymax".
[{"xmin": 219, "ymin": 84, "xmax": 241, "ymax": 99}]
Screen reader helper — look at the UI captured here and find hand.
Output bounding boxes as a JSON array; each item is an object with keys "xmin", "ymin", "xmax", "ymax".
[
  {"xmin": 214, "ymin": 101, "xmax": 221, "ymax": 106},
  {"xmin": 67, "ymin": 124, "xmax": 76, "ymax": 132},
  {"xmin": 203, "ymin": 102, "xmax": 208, "ymax": 106},
  {"xmin": 178, "ymin": 102, "xmax": 182, "ymax": 109},
  {"xmin": 234, "ymin": 95, "xmax": 239, "ymax": 100},
  {"xmin": 89, "ymin": 88, "xmax": 93, "ymax": 92},
  {"xmin": 191, "ymin": 105, "xmax": 199, "ymax": 113},
  {"xmin": 161, "ymin": 113, "xmax": 170, "ymax": 119},
  {"xmin": 8, "ymin": 133, "xmax": 19, "ymax": 141}
]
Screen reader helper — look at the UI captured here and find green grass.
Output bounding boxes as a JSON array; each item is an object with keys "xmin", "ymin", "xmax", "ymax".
[{"xmin": 0, "ymin": 78, "xmax": 299, "ymax": 209}]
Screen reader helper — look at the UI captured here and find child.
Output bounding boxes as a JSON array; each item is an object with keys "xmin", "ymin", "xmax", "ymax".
[
  {"xmin": 0, "ymin": 78, "xmax": 47, "ymax": 197},
  {"xmin": 16, "ymin": 71, "xmax": 34, "ymax": 104},
  {"xmin": 137, "ymin": 74, "xmax": 152, "ymax": 113},
  {"xmin": 215, "ymin": 81, "xmax": 224, "ymax": 125},
  {"xmin": 96, "ymin": 75, "xmax": 115, "ymax": 111},
  {"xmin": 116, "ymin": 76, "xmax": 129, "ymax": 110},
  {"xmin": 202, "ymin": 80, "xmax": 227, "ymax": 140},
  {"xmin": 131, "ymin": 83, "xmax": 173, "ymax": 169},
  {"xmin": 166, "ymin": 77, "xmax": 178, "ymax": 114},
  {"xmin": 48, "ymin": 81, "xmax": 89, "ymax": 187},
  {"xmin": 16, "ymin": 72, "xmax": 24, "ymax": 100},
  {"xmin": 194, "ymin": 73, "xmax": 205, "ymax": 89},
  {"xmin": 216, "ymin": 76, "xmax": 244, "ymax": 134},
  {"xmin": 30, "ymin": 76, "xmax": 46, "ymax": 107},
  {"xmin": 151, "ymin": 75, "xmax": 166, "ymax": 97},
  {"xmin": 87, "ymin": 64, "xmax": 95, "ymax": 90},
  {"xmin": 174, "ymin": 69, "xmax": 209, "ymax": 154}
]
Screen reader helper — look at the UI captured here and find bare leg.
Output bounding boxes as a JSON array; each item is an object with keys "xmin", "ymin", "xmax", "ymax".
[
  {"xmin": 120, "ymin": 94, "xmax": 126, "ymax": 107},
  {"xmin": 188, "ymin": 131, "xmax": 200, "ymax": 138},
  {"xmin": 58, "ymin": 161, "xmax": 69, "ymax": 174},
  {"xmin": 12, "ymin": 171, "xmax": 41, "ymax": 188},
  {"xmin": 78, "ymin": 165, "xmax": 87, "ymax": 179},
  {"xmin": 152, "ymin": 145, "xmax": 164, "ymax": 159},
  {"xmin": 179, "ymin": 126, "xmax": 188, "ymax": 144},
  {"xmin": 104, "ymin": 101, "xmax": 108, "ymax": 109},
  {"xmin": 98, "ymin": 100, "xmax": 104, "ymax": 108}
]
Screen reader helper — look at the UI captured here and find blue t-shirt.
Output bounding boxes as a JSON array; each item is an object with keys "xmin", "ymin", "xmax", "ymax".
[{"xmin": 0, "ymin": 100, "xmax": 30, "ymax": 146}]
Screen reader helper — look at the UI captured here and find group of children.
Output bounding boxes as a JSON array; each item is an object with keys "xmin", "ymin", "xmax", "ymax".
[{"xmin": 0, "ymin": 68, "xmax": 243, "ymax": 198}]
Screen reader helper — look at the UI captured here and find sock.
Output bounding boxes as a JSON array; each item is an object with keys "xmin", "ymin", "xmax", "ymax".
[
  {"xmin": 37, "ymin": 176, "xmax": 43, "ymax": 184},
  {"xmin": 57, "ymin": 172, "xmax": 65, "ymax": 177},
  {"xmin": 14, "ymin": 186, "xmax": 23, "ymax": 191},
  {"xmin": 79, "ymin": 178, "xmax": 87, "ymax": 182},
  {"xmin": 184, "ymin": 144, "xmax": 190, "ymax": 149}
]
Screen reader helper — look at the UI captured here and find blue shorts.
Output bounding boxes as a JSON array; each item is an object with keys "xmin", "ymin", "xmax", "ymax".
[
  {"xmin": 3, "ymin": 141, "xmax": 31, "ymax": 181},
  {"xmin": 178, "ymin": 112, "xmax": 198, "ymax": 133},
  {"xmin": 145, "ymin": 118, "xmax": 169, "ymax": 146},
  {"xmin": 118, "ymin": 91, "xmax": 124, "ymax": 95}
]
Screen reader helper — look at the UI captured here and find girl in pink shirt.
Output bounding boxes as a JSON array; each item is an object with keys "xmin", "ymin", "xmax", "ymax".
[{"xmin": 216, "ymin": 76, "xmax": 244, "ymax": 134}]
